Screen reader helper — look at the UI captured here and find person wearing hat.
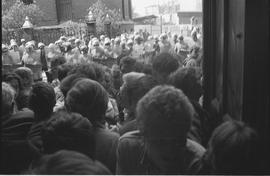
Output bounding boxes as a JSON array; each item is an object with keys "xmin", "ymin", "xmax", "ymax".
[
  {"xmin": 2, "ymin": 44, "xmax": 15, "ymax": 65},
  {"xmin": 112, "ymin": 37, "xmax": 122, "ymax": 58},
  {"xmin": 19, "ymin": 39, "xmax": 26, "ymax": 59},
  {"xmin": 103, "ymin": 38, "xmax": 113, "ymax": 59},
  {"xmin": 9, "ymin": 41, "xmax": 21, "ymax": 64},
  {"xmin": 131, "ymin": 35, "xmax": 145, "ymax": 62},
  {"xmin": 89, "ymin": 39, "xmax": 105, "ymax": 60},
  {"xmin": 63, "ymin": 42, "xmax": 76, "ymax": 64},
  {"xmin": 159, "ymin": 33, "xmax": 172, "ymax": 53},
  {"xmin": 67, "ymin": 36, "xmax": 76, "ymax": 49},
  {"xmin": 78, "ymin": 45, "xmax": 92, "ymax": 64},
  {"xmin": 72, "ymin": 39, "xmax": 81, "ymax": 56},
  {"xmin": 60, "ymin": 36, "xmax": 67, "ymax": 42}
]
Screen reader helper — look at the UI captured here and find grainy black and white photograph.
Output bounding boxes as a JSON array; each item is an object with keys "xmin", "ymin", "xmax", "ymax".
[{"xmin": 1, "ymin": 0, "xmax": 270, "ymax": 175}]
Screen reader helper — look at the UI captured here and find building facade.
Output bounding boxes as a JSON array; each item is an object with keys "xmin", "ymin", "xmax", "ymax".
[{"xmin": 34, "ymin": 0, "xmax": 131, "ymax": 26}]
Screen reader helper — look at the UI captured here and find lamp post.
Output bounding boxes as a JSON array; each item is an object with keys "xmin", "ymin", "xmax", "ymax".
[
  {"xmin": 86, "ymin": 10, "xmax": 96, "ymax": 37},
  {"xmin": 22, "ymin": 16, "xmax": 34, "ymax": 41},
  {"xmin": 104, "ymin": 14, "xmax": 111, "ymax": 38}
]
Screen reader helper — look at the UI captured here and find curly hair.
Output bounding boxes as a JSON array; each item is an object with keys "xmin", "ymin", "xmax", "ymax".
[
  {"xmin": 136, "ymin": 85, "xmax": 194, "ymax": 143},
  {"xmin": 41, "ymin": 111, "xmax": 95, "ymax": 159},
  {"xmin": 168, "ymin": 67, "xmax": 203, "ymax": 101}
]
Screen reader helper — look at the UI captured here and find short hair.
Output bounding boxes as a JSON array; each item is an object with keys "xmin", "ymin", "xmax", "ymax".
[
  {"xmin": 206, "ymin": 120, "xmax": 260, "ymax": 174},
  {"xmin": 60, "ymin": 74, "xmax": 87, "ymax": 97},
  {"xmin": 30, "ymin": 150, "xmax": 111, "ymax": 175},
  {"xmin": 152, "ymin": 53, "xmax": 179, "ymax": 82},
  {"xmin": 2, "ymin": 72, "xmax": 23, "ymax": 94},
  {"xmin": 29, "ymin": 82, "xmax": 56, "ymax": 119},
  {"xmin": 14, "ymin": 67, "xmax": 33, "ymax": 89},
  {"xmin": 119, "ymin": 56, "xmax": 137, "ymax": 74},
  {"xmin": 121, "ymin": 73, "xmax": 158, "ymax": 110},
  {"xmin": 136, "ymin": 85, "xmax": 194, "ymax": 142},
  {"xmin": 2, "ymin": 82, "xmax": 16, "ymax": 116},
  {"xmin": 57, "ymin": 64, "xmax": 73, "ymax": 81},
  {"xmin": 65, "ymin": 79, "xmax": 108, "ymax": 124},
  {"xmin": 68, "ymin": 63, "xmax": 96, "ymax": 81},
  {"xmin": 41, "ymin": 111, "xmax": 95, "ymax": 159},
  {"xmin": 169, "ymin": 67, "xmax": 203, "ymax": 101}
]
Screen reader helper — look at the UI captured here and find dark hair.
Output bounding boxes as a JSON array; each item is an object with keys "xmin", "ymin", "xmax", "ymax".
[
  {"xmin": 119, "ymin": 56, "xmax": 137, "ymax": 74},
  {"xmin": 29, "ymin": 82, "xmax": 56, "ymax": 120},
  {"xmin": 205, "ymin": 120, "xmax": 260, "ymax": 174},
  {"xmin": 68, "ymin": 63, "xmax": 96, "ymax": 81},
  {"xmin": 41, "ymin": 111, "xmax": 95, "ymax": 159},
  {"xmin": 152, "ymin": 52, "xmax": 179, "ymax": 83},
  {"xmin": 2, "ymin": 72, "xmax": 23, "ymax": 94},
  {"xmin": 57, "ymin": 64, "xmax": 73, "ymax": 81},
  {"xmin": 50, "ymin": 55, "xmax": 66, "ymax": 69},
  {"xmin": 169, "ymin": 67, "xmax": 203, "ymax": 101},
  {"xmin": 65, "ymin": 79, "xmax": 108, "ymax": 124},
  {"xmin": 14, "ymin": 67, "xmax": 33, "ymax": 90},
  {"xmin": 91, "ymin": 62, "xmax": 105, "ymax": 84},
  {"xmin": 30, "ymin": 150, "xmax": 111, "ymax": 175},
  {"xmin": 60, "ymin": 74, "xmax": 87, "ymax": 97},
  {"xmin": 136, "ymin": 85, "xmax": 194, "ymax": 143}
]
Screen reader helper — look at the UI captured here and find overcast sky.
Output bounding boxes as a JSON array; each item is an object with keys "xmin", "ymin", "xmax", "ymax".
[{"xmin": 132, "ymin": 0, "xmax": 202, "ymax": 16}]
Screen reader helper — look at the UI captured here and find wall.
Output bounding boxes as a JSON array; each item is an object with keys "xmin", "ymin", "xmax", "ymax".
[{"xmin": 35, "ymin": 0, "xmax": 58, "ymax": 26}]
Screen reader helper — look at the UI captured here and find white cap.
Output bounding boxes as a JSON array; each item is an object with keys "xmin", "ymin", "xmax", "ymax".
[
  {"xmin": 104, "ymin": 38, "xmax": 111, "ymax": 44},
  {"xmin": 75, "ymin": 39, "xmax": 81, "ymax": 44},
  {"xmin": 21, "ymin": 39, "xmax": 26, "ymax": 42},
  {"xmin": 38, "ymin": 42, "xmax": 45, "ymax": 48}
]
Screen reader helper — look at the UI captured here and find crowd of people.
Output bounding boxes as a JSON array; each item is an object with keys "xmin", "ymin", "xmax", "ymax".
[{"xmin": 1, "ymin": 28, "xmax": 263, "ymax": 174}]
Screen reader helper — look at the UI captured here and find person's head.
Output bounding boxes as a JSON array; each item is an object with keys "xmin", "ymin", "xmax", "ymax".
[
  {"xmin": 152, "ymin": 52, "xmax": 179, "ymax": 84},
  {"xmin": 2, "ymin": 72, "xmax": 22, "ymax": 97},
  {"xmin": 2, "ymin": 82, "xmax": 16, "ymax": 117},
  {"xmin": 65, "ymin": 79, "xmax": 108, "ymax": 124},
  {"xmin": 2, "ymin": 44, "xmax": 9, "ymax": 55},
  {"xmin": 169, "ymin": 67, "xmax": 203, "ymax": 102},
  {"xmin": 30, "ymin": 150, "xmax": 111, "ymax": 174},
  {"xmin": 136, "ymin": 86, "xmax": 194, "ymax": 171},
  {"xmin": 119, "ymin": 56, "xmax": 137, "ymax": 74},
  {"xmin": 38, "ymin": 42, "xmax": 45, "ymax": 50},
  {"xmin": 91, "ymin": 62, "xmax": 105, "ymax": 84},
  {"xmin": 205, "ymin": 120, "xmax": 260, "ymax": 174},
  {"xmin": 74, "ymin": 39, "xmax": 81, "ymax": 47},
  {"xmin": 14, "ymin": 67, "xmax": 34, "ymax": 90},
  {"xmin": 60, "ymin": 74, "xmax": 87, "ymax": 98},
  {"xmin": 21, "ymin": 39, "xmax": 26, "ymax": 45},
  {"xmin": 178, "ymin": 35, "xmax": 184, "ymax": 42},
  {"xmin": 29, "ymin": 82, "xmax": 56, "ymax": 120},
  {"xmin": 41, "ymin": 111, "xmax": 95, "ymax": 158},
  {"xmin": 120, "ymin": 73, "xmax": 158, "ymax": 114},
  {"xmin": 67, "ymin": 63, "xmax": 96, "ymax": 81},
  {"xmin": 80, "ymin": 45, "xmax": 88, "ymax": 54},
  {"xmin": 57, "ymin": 64, "xmax": 74, "ymax": 82}
]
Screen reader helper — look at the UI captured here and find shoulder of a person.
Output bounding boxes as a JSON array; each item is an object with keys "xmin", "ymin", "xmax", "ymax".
[
  {"xmin": 186, "ymin": 138, "xmax": 206, "ymax": 157},
  {"xmin": 119, "ymin": 130, "xmax": 142, "ymax": 142}
]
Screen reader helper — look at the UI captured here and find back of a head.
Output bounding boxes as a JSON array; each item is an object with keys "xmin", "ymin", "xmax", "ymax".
[
  {"xmin": 68, "ymin": 63, "xmax": 97, "ymax": 81},
  {"xmin": 169, "ymin": 67, "xmax": 203, "ymax": 101},
  {"xmin": 152, "ymin": 52, "xmax": 179, "ymax": 83},
  {"xmin": 136, "ymin": 85, "xmax": 194, "ymax": 142},
  {"xmin": 2, "ymin": 72, "xmax": 22, "ymax": 94},
  {"xmin": 41, "ymin": 111, "xmax": 95, "ymax": 159},
  {"xmin": 120, "ymin": 56, "xmax": 137, "ymax": 74},
  {"xmin": 65, "ymin": 79, "xmax": 108, "ymax": 124},
  {"xmin": 121, "ymin": 73, "xmax": 158, "ymax": 108},
  {"xmin": 29, "ymin": 82, "xmax": 56, "ymax": 120},
  {"xmin": 60, "ymin": 74, "xmax": 87, "ymax": 97},
  {"xmin": 57, "ymin": 63, "xmax": 73, "ymax": 82},
  {"xmin": 30, "ymin": 150, "xmax": 111, "ymax": 175},
  {"xmin": 14, "ymin": 67, "xmax": 34, "ymax": 90},
  {"xmin": 2, "ymin": 82, "xmax": 16, "ymax": 117},
  {"xmin": 207, "ymin": 120, "xmax": 260, "ymax": 174}
]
